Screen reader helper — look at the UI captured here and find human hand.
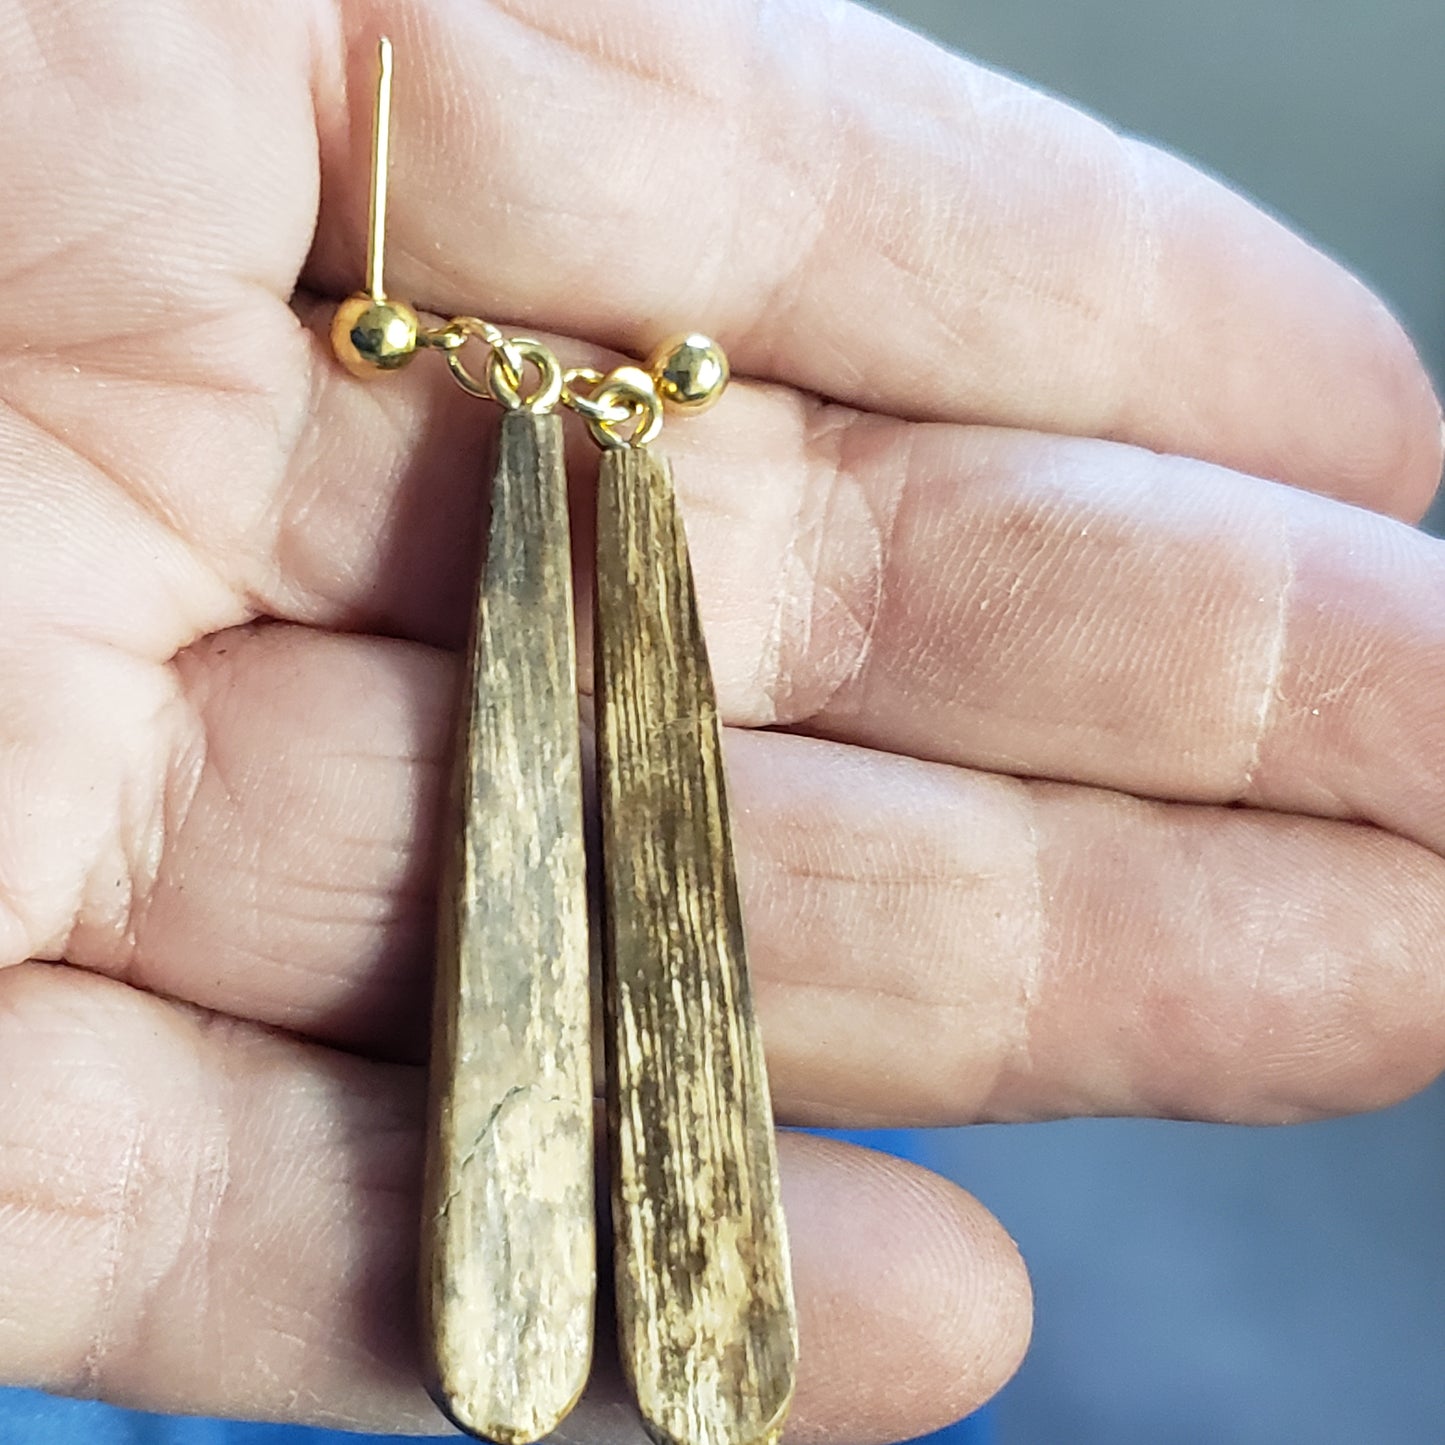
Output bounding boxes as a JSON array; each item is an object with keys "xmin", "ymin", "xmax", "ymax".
[{"xmin": 2, "ymin": 1, "xmax": 1441, "ymax": 1440}]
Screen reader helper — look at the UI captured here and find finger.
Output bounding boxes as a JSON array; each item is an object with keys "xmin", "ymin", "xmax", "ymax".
[
  {"xmin": 310, "ymin": 0, "xmax": 1441, "ymax": 515},
  {"xmin": 56, "ymin": 624, "xmax": 1445, "ymax": 1125},
  {"xmin": 1, "ymin": 0, "xmax": 1439, "ymax": 684},
  {"xmin": 0, "ymin": 0, "xmax": 317, "ymax": 320},
  {"xmin": 0, "ymin": 963, "xmax": 1028, "ymax": 1442},
  {"xmin": 735, "ymin": 736, "xmax": 1445, "ymax": 1128},
  {"xmin": 0, "ymin": 0, "xmax": 319, "ymax": 644},
  {"xmin": 0, "ymin": 0, "xmax": 1434, "ymax": 530},
  {"xmin": 740, "ymin": 421, "xmax": 1445, "ymax": 862},
  {"xmin": 249, "ymin": 364, "xmax": 1445, "ymax": 873},
  {"xmin": 60, "ymin": 621, "xmax": 451, "ymax": 1054}
]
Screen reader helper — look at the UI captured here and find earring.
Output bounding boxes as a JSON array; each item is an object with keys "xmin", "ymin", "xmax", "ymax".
[
  {"xmin": 334, "ymin": 39, "xmax": 593, "ymax": 1444},
  {"xmin": 331, "ymin": 38, "xmax": 796, "ymax": 1445},
  {"xmin": 567, "ymin": 365, "xmax": 798, "ymax": 1445}
]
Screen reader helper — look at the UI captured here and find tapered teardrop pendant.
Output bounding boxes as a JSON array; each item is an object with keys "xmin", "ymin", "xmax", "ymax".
[
  {"xmin": 422, "ymin": 410, "xmax": 595, "ymax": 1443},
  {"xmin": 596, "ymin": 445, "xmax": 798, "ymax": 1445}
]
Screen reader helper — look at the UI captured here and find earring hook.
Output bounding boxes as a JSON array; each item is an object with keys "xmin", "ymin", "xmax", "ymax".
[
  {"xmin": 367, "ymin": 36, "xmax": 395, "ymax": 304},
  {"xmin": 331, "ymin": 35, "xmax": 421, "ymax": 376}
]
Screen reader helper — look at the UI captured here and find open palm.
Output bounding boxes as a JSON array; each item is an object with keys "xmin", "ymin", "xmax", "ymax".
[{"xmin": 2, "ymin": 0, "xmax": 1443, "ymax": 1439}]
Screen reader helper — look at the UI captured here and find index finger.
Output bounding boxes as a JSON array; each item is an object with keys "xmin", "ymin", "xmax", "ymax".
[{"xmin": 310, "ymin": 0, "xmax": 1441, "ymax": 516}]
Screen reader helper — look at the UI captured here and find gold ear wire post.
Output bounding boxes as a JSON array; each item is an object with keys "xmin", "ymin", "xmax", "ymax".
[
  {"xmin": 331, "ymin": 35, "xmax": 421, "ymax": 376},
  {"xmin": 367, "ymin": 35, "xmax": 395, "ymax": 304}
]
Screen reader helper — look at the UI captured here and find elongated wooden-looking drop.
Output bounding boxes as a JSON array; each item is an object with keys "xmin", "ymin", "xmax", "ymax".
[
  {"xmin": 422, "ymin": 410, "xmax": 594, "ymax": 1444},
  {"xmin": 596, "ymin": 446, "xmax": 798, "ymax": 1445}
]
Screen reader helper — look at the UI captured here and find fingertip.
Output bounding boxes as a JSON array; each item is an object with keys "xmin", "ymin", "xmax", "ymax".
[
  {"xmin": 1315, "ymin": 284, "xmax": 1443, "ymax": 524},
  {"xmin": 1111, "ymin": 141, "xmax": 1442, "ymax": 521},
  {"xmin": 1402, "ymin": 387, "xmax": 1445, "ymax": 525},
  {"xmin": 780, "ymin": 1133, "xmax": 1032, "ymax": 1444}
]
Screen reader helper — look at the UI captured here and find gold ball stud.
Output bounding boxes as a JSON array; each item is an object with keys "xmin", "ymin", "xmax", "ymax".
[
  {"xmin": 647, "ymin": 333, "xmax": 730, "ymax": 414},
  {"xmin": 330, "ymin": 292, "xmax": 420, "ymax": 377}
]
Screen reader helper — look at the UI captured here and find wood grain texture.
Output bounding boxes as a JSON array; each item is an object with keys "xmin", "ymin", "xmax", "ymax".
[
  {"xmin": 596, "ymin": 446, "xmax": 798, "ymax": 1445},
  {"xmin": 422, "ymin": 411, "xmax": 594, "ymax": 1444}
]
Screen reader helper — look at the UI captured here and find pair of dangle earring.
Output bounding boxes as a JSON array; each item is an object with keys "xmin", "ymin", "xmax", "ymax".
[{"xmin": 331, "ymin": 40, "xmax": 796, "ymax": 1445}]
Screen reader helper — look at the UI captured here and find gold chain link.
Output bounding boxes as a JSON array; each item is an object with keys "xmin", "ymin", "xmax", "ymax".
[
  {"xmin": 562, "ymin": 365, "xmax": 663, "ymax": 450},
  {"xmin": 416, "ymin": 321, "xmax": 667, "ymax": 447},
  {"xmin": 421, "ymin": 318, "xmax": 563, "ymax": 414}
]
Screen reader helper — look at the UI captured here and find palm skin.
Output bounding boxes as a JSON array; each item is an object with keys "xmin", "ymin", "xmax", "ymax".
[{"xmin": 0, "ymin": 0, "xmax": 1442, "ymax": 1439}]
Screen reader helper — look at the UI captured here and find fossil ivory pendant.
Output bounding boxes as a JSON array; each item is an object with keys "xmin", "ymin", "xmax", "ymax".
[
  {"xmin": 422, "ymin": 410, "xmax": 595, "ymax": 1444},
  {"xmin": 596, "ymin": 444, "xmax": 798, "ymax": 1445}
]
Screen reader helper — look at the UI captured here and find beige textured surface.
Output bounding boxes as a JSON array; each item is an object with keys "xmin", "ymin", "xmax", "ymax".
[
  {"xmin": 422, "ymin": 411, "xmax": 595, "ymax": 1443},
  {"xmin": 596, "ymin": 446, "xmax": 797, "ymax": 1445}
]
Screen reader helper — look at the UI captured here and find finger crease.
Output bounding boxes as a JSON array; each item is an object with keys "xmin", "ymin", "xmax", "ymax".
[
  {"xmin": 1240, "ymin": 508, "xmax": 1296, "ymax": 798},
  {"xmin": 75, "ymin": 1112, "xmax": 145, "ymax": 1396},
  {"xmin": 763, "ymin": 406, "xmax": 901, "ymax": 724}
]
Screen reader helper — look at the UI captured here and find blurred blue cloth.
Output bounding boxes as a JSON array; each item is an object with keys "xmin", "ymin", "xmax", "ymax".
[
  {"xmin": 3, "ymin": 1130, "xmax": 989, "ymax": 1443},
  {"xmin": 0, "ymin": 1391, "xmax": 428, "ymax": 1443}
]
